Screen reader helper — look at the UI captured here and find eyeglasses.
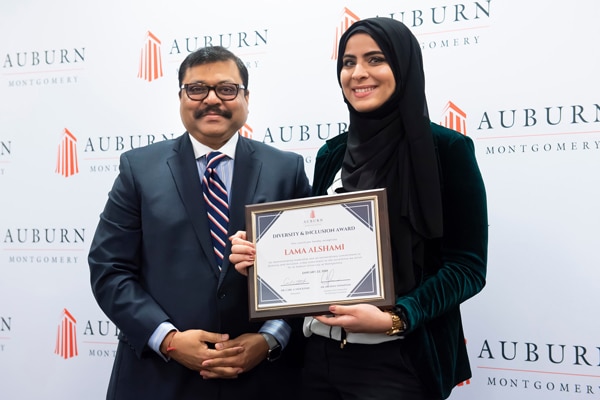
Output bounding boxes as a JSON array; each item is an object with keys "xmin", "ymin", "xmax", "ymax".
[{"xmin": 180, "ymin": 83, "xmax": 246, "ymax": 101}]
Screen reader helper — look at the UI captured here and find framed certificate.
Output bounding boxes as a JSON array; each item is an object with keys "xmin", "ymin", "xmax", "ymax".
[{"xmin": 245, "ymin": 188, "xmax": 394, "ymax": 321}]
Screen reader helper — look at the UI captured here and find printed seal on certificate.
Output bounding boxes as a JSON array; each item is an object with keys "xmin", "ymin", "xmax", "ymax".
[{"xmin": 245, "ymin": 188, "xmax": 394, "ymax": 321}]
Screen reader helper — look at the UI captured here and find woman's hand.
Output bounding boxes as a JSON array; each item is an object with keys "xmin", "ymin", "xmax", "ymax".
[
  {"xmin": 314, "ymin": 304, "xmax": 393, "ymax": 333},
  {"xmin": 229, "ymin": 231, "xmax": 255, "ymax": 276}
]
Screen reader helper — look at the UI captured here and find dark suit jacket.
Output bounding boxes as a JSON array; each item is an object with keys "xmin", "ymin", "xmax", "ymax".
[
  {"xmin": 89, "ymin": 133, "xmax": 311, "ymax": 400},
  {"xmin": 311, "ymin": 123, "xmax": 487, "ymax": 399}
]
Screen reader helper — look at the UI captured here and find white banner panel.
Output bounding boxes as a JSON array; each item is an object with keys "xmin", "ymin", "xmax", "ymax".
[{"xmin": 1, "ymin": 0, "xmax": 599, "ymax": 398}]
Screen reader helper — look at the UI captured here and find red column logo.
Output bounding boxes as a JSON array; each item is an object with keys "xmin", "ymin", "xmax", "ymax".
[
  {"xmin": 138, "ymin": 31, "xmax": 164, "ymax": 82},
  {"xmin": 54, "ymin": 308, "xmax": 78, "ymax": 359},
  {"xmin": 331, "ymin": 8, "xmax": 361, "ymax": 60},
  {"xmin": 55, "ymin": 128, "xmax": 79, "ymax": 178},
  {"xmin": 441, "ymin": 101, "xmax": 467, "ymax": 135},
  {"xmin": 240, "ymin": 124, "xmax": 253, "ymax": 139}
]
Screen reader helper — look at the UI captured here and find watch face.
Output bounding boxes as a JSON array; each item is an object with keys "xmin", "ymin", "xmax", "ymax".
[
  {"xmin": 267, "ymin": 344, "xmax": 282, "ymax": 362},
  {"xmin": 261, "ymin": 333, "xmax": 282, "ymax": 362}
]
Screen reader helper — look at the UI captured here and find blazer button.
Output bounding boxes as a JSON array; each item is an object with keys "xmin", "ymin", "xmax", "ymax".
[{"xmin": 218, "ymin": 293, "xmax": 226, "ymax": 299}]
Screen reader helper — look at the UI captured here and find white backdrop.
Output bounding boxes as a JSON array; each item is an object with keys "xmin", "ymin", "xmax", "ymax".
[{"xmin": 1, "ymin": 1, "xmax": 599, "ymax": 398}]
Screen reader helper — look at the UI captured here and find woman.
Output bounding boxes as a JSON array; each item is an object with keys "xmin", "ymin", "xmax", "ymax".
[{"xmin": 231, "ymin": 17, "xmax": 487, "ymax": 400}]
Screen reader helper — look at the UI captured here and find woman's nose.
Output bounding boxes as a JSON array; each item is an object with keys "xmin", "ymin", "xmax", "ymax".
[{"xmin": 352, "ymin": 63, "xmax": 368, "ymax": 79}]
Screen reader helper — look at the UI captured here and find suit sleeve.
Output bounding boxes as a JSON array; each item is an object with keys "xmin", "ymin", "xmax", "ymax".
[
  {"xmin": 397, "ymin": 133, "xmax": 488, "ymax": 331},
  {"xmin": 88, "ymin": 152, "xmax": 170, "ymax": 357},
  {"xmin": 293, "ymin": 152, "xmax": 313, "ymax": 199}
]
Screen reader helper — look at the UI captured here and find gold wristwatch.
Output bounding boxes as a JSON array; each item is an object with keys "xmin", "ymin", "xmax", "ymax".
[{"xmin": 385, "ymin": 310, "xmax": 406, "ymax": 336}]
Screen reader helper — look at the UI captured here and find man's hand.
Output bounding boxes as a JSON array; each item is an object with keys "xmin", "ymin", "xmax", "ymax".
[
  {"xmin": 229, "ymin": 231, "xmax": 255, "ymax": 276},
  {"xmin": 160, "ymin": 329, "xmax": 243, "ymax": 373},
  {"xmin": 199, "ymin": 333, "xmax": 269, "ymax": 379}
]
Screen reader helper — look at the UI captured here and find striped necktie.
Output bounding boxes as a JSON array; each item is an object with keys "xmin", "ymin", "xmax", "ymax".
[{"xmin": 202, "ymin": 151, "xmax": 229, "ymax": 269}]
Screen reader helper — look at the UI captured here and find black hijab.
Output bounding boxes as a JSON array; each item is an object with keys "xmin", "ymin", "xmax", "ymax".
[{"xmin": 337, "ymin": 18, "xmax": 443, "ymax": 292}]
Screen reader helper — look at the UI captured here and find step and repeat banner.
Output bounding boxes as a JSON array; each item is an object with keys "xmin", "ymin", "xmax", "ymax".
[{"xmin": 1, "ymin": 1, "xmax": 599, "ymax": 398}]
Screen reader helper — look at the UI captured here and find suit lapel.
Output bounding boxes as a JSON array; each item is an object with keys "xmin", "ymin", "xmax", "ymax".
[
  {"xmin": 167, "ymin": 133, "xmax": 221, "ymax": 277},
  {"xmin": 218, "ymin": 136, "xmax": 261, "ymax": 285},
  {"xmin": 230, "ymin": 137, "xmax": 261, "ymax": 233}
]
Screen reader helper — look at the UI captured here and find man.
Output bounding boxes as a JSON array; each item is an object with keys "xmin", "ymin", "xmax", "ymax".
[{"xmin": 89, "ymin": 46, "xmax": 311, "ymax": 399}]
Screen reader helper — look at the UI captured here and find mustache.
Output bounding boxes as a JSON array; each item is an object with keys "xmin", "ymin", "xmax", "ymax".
[{"xmin": 194, "ymin": 105, "xmax": 232, "ymax": 120}]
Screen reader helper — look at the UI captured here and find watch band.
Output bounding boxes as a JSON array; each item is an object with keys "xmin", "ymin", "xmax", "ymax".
[
  {"xmin": 385, "ymin": 310, "xmax": 406, "ymax": 336},
  {"xmin": 260, "ymin": 332, "xmax": 282, "ymax": 361}
]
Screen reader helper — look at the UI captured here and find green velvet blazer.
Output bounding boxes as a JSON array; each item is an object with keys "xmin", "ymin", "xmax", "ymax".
[{"xmin": 311, "ymin": 122, "xmax": 488, "ymax": 399}]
